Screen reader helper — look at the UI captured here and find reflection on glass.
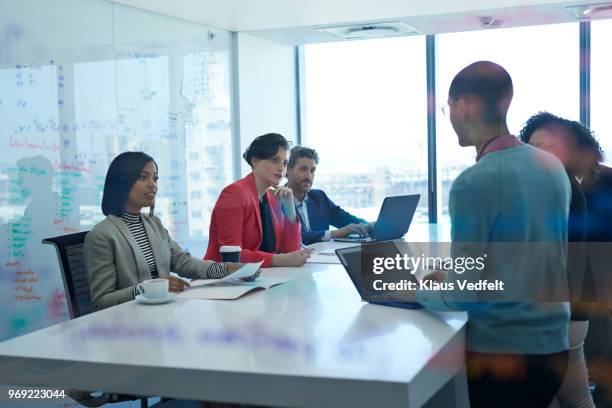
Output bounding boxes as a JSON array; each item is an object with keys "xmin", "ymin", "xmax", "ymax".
[
  {"xmin": 0, "ymin": 0, "xmax": 234, "ymax": 342},
  {"xmin": 0, "ymin": 64, "xmax": 69, "ymax": 339},
  {"xmin": 304, "ymin": 36, "xmax": 428, "ymax": 222},
  {"xmin": 183, "ymin": 52, "xmax": 233, "ymax": 240},
  {"xmin": 436, "ymin": 23, "xmax": 579, "ymax": 221},
  {"xmin": 73, "ymin": 52, "xmax": 233, "ymax": 253}
]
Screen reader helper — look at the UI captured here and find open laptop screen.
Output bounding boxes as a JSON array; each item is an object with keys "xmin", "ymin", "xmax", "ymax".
[{"xmin": 336, "ymin": 244, "xmax": 421, "ymax": 308}]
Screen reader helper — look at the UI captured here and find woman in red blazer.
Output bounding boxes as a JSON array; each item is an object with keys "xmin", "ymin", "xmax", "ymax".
[{"xmin": 205, "ymin": 133, "xmax": 311, "ymax": 267}]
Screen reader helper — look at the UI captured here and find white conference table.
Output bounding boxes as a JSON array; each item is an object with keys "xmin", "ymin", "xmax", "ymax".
[{"xmin": 0, "ymin": 225, "xmax": 467, "ymax": 408}]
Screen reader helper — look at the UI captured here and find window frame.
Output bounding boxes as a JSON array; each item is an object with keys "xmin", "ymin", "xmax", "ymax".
[{"xmin": 296, "ymin": 21, "xmax": 592, "ymax": 223}]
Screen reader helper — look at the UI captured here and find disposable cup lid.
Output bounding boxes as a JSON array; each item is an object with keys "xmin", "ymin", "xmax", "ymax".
[{"xmin": 220, "ymin": 245, "xmax": 241, "ymax": 252}]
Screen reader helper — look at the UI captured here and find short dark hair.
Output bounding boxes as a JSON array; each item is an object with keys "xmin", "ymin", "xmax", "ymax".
[
  {"xmin": 519, "ymin": 111, "xmax": 604, "ymax": 177},
  {"xmin": 449, "ymin": 61, "xmax": 513, "ymax": 124},
  {"xmin": 288, "ymin": 146, "xmax": 319, "ymax": 168},
  {"xmin": 101, "ymin": 151, "xmax": 157, "ymax": 216},
  {"xmin": 242, "ymin": 133, "xmax": 291, "ymax": 167}
]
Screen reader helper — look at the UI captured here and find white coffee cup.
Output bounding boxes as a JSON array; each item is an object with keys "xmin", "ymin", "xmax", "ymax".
[
  {"xmin": 141, "ymin": 278, "xmax": 169, "ymax": 299},
  {"xmin": 220, "ymin": 245, "xmax": 241, "ymax": 262}
]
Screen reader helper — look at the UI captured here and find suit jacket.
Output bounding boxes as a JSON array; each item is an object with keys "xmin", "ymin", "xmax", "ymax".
[
  {"xmin": 85, "ymin": 214, "xmax": 215, "ymax": 310},
  {"xmin": 298, "ymin": 189, "xmax": 366, "ymax": 244},
  {"xmin": 567, "ymin": 174, "xmax": 591, "ymax": 320},
  {"xmin": 205, "ymin": 173, "xmax": 301, "ymax": 267},
  {"xmin": 583, "ymin": 164, "xmax": 612, "ymax": 242},
  {"xmin": 582, "ymin": 164, "xmax": 612, "ymax": 307}
]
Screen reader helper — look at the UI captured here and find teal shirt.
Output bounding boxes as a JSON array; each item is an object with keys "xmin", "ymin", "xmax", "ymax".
[{"xmin": 418, "ymin": 144, "xmax": 571, "ymax": 354}]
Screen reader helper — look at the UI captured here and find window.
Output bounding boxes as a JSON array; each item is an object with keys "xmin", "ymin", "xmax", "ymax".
[
  {"xmin": 303, "ymin": 36, "xmax": 428, "ymax": 222},
  {"xmin": 436, "ymin": 23, "xmax": 579, "ymax": 220},
  {"xmin": 590, "ymin": 20, "xmax": 612, "ymax": 166}
]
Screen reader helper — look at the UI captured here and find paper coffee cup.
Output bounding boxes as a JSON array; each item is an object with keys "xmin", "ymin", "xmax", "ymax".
[
  {"xmin": 142, "ymin": 278, "xmax": 169, "ymax": 299},
  {"xmin": 220, "ymin": 245, "xmax": 241, "ymax": 262}
]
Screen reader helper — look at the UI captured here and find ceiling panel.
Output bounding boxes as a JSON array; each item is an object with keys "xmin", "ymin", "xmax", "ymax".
[{"xmin": 109, "ymin": 0, "xmax": 600, "ymax": 44}]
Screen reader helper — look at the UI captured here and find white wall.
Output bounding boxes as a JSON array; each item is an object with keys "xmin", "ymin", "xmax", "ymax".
[{"xmin": 235, "ymin": 33, "xmax": 297, "ymax": 176}]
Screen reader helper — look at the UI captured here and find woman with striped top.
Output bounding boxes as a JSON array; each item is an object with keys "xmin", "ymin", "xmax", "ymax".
[{"xmin": 85, "ymin": 152, "xmax": 241, "ymax": 310}]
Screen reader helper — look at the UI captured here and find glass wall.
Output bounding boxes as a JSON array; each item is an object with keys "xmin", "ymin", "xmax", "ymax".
[
  {"xmin": 303, "ymin": 36, "xmax": 429, "ymax": 222},
  {"xmin": 0, "ymin": 0, "xmax": 234, "ymax": 341}
]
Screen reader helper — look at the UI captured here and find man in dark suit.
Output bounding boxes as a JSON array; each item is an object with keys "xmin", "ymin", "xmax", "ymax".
[{"xmin": 286, "ymin": 146, "xmax": 373, "ymax": 245}]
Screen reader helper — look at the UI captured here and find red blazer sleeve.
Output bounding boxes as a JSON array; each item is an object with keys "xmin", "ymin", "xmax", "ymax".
[{"xmin": 207, "ymin": 186, "xmax": 274, "ymax": 267}]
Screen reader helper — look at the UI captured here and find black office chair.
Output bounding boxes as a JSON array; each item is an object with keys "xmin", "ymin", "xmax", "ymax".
[
  {"xmin": 43, "ymin": 231, "xmax": 92, "ymax": 319},
  {"xmin": 43, "ymin": 232, "xmax": 149, "ymax": 408}
]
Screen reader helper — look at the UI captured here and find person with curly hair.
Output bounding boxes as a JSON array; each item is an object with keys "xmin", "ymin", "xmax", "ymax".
[{"xmin": 520, "ymin": 112, "xmax": 612, "ymax": 407}]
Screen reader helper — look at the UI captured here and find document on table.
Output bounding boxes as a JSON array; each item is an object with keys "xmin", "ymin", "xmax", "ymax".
[
  {"xmin": 179, "ymin": 277, "xmax": 293, "ymax": 300},
  {"xmin": 307, "ymin": 250, "xmax": 341, "ymax": 264},
  {"xmin": 190, "ymin": 261, "xmax": 263, "ymax": 287}
]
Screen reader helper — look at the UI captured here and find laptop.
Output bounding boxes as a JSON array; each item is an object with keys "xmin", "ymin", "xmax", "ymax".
[
  {"xmin": 335, "ymin": 245, "xmax": 422, "ymax": 309},
  {"xmin": 334, "ymin": 194, "xmax": 420, "ymax": 243}
]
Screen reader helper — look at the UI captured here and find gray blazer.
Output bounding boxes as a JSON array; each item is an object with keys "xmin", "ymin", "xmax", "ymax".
[{"xmin": 85, "ymin": 214, "xmax": 215, "ymax": 310}]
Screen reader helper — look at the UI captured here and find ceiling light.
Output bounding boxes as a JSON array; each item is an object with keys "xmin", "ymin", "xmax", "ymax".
[
  {"xmin": 318, "ymin": 22, "xmax": 420, "ymax": 40},
  {"xmin": 566, "ymin": 2, "xmax": 612, "ymax": 20},
  {"xmin": 478, "ymin": 16, "xmax": 504, "ymax": 28}
]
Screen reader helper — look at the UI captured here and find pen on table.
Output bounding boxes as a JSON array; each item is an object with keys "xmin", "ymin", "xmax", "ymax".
[{"xmin": 300, "ymin": 243, "xmax": 314, "ymax": 253}]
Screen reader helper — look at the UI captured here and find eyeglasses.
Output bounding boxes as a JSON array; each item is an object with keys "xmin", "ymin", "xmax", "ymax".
[{"xmin": 441, "ymin": 103, "xmax": 450, "ymax": 117}]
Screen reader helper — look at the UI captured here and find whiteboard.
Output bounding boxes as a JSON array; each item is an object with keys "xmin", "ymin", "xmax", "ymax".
[{"xmin": 0, "ymin": 0, "xmax": 234, "ymax": 341}]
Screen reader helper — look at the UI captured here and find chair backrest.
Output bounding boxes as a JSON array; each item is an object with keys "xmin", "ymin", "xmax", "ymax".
[
  {"xmin": 42, "ymin": 231, "xmax": 91, "ymax": 319},
  {"xmin": 45, "ymin": 232, "xmax": 150, "ymax": 407}
]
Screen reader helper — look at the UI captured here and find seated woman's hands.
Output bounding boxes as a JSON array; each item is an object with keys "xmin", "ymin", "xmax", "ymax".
[
  {"xmin": 272, "ymin": 248, "xmax": 312, "ymax": 267},
  {"xmin": 161, "ymin": 275, "xmax": 191, "ymax": 293},
  {"xmin": 273, "ymin": 186, "xmax": 297, "ymax": 222},
  {"xmin": 226, "ymin": 263, "xmax": 244, "ymax": 273},
  {"xmin": 225, "ymin": 263, "xmax": 260, "ymax": 282}
]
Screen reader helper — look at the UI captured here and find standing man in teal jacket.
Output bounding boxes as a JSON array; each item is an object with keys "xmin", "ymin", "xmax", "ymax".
[{"xmin": 417, "ymin": 61, "xmax": 571, "ymax": 407}]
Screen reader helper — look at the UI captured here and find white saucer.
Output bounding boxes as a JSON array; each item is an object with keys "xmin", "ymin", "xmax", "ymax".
[{"xmin": 135, "ymin": 292, "xmax": 177, "ymax": 304}]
